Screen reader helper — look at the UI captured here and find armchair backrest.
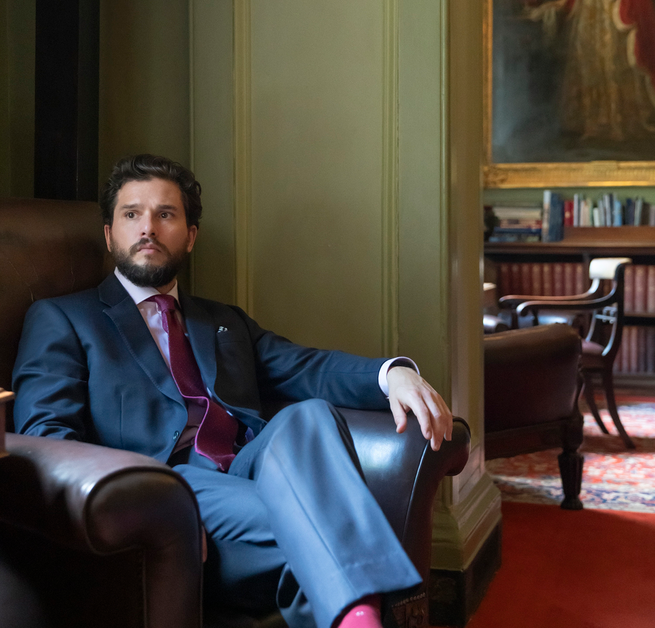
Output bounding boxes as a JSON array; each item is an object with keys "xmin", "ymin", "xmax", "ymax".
[{"xmin": 0, "ymin": 198, "xmax": 110, "ymax": 423}]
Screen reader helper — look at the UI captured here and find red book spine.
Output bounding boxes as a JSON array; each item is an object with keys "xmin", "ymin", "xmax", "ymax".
[
  {"xmin": 648, "ymin": 328, "xmax": 655, "ymax": 373},
  {"xmin": 647, "ymin": 266, "xmax": 655, "ymax": 313},
  {"xmin": 614, "ymin": 342, "xmax": 623, "ymax": 373},
  {"xmin": 542, "ymin": 263, "xmax": 553, "ymax": 296},
  {"xmin": 621, "ymin": 326, "xmax": 631, "ymax": 373},
  {"xmin": 499, "ymin": 263, "xmax": 511, "ymax": 296},
  {"xmin": 630, "ymin": 326, "xmax": 639, "ymax": 373},
  {"xmin": 510, "ymin": 264, "xmax": 521, "ymax": 295},
  {"xmin": 563, "ymin": 263, "xmax": 574, "ymax": 295},
  {"xmin": 520, "ymin": 263, "xmax": 532, "ymax": 294},
  {"xmin": 575, "ymin": 263, "xmax": 586, "ymax": 295},
  {"xmin": 623, "ymin": 265, "xmax": 635, "ymax": 314},
  {"xmin": 532, "ymin": 263, "xmax": 543, "ymax": 295},
  {"xmin": 638, "ymin": 327, "xmax": 647, "ymax": 372},
  {"xmin": 634, "ymin": 265, "xmax": 647, "ymax": 314},
  {"xmin": 553, "ymin": 263, "xmax": 564, "ymax": 296},
  {"xmin": 563, "ymin": 200, "xmax": 574, "ymax": 227}
]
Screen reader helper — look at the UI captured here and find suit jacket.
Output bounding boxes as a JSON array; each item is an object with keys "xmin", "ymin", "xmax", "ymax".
[{"xmin": 12, "ymin": 274, "xmax": 390, "ymax": 462}]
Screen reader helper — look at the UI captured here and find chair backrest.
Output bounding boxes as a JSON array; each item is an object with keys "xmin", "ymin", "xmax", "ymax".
[
  {"xmin": 588, "ymin": 257, "xmax": 632, "ymax": 280},
  {"xmin": 0, "ymin": 198, "xmax": 111, "ymax": 418},
  {"xmin": 586, "ymin": 258, "xmax": 632, "ymax": 361}
]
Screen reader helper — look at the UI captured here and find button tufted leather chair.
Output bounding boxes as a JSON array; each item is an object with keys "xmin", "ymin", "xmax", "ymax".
[{"xmin": 0, "ymin": 198, "xmax": 470, "ymax": 628}]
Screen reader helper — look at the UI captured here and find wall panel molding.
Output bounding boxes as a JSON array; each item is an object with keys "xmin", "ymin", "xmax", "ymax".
[
  {"xmin": 234, "ymin": 0, "xmax": 253, "ymax": 314},
  {"xmin": 381, "ymin": 0, "xmax": 400, "ymax": 356},
  {"xmin": 188, "ymin": 0, "xmax": 234, "ymax": 302}
]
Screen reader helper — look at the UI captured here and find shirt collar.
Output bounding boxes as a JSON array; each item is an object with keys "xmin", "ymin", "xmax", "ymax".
[{"xmin": 114, "ymin": 268, "xmax": 180, "ymax": 306}]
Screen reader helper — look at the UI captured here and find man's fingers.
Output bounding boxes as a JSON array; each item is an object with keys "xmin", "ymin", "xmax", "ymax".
[
  {"xmin": 411, "ymin": 398, "xmax": 434, "ymax": 442},
  {"xmin": 390, "ymin": 397, "xmax": 408, "ymax": 433},
  {"xmin": 386, "ymin": 367, "xmax": 453, "ymax": 448}
]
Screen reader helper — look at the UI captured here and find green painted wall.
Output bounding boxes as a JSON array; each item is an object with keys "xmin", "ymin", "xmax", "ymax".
[
  {"xmin": 247, "ymin": 0, "xmax": 385, "ymax": 356},
  {"xmin": 484, "ymin": 186, "xmax": 655, "ymax": 206},
  {"xmin": 189, "ymin": 0, "xmax": 235, "ymax": 304},
  {"xmin": 98, "ymin": 0, "xmax": 191, "ymax": 184}
]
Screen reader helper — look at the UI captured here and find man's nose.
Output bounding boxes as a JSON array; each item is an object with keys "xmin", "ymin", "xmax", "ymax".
[{"xmin": 140, "ymin": 214, "xmax": 156, "ymax": 237}]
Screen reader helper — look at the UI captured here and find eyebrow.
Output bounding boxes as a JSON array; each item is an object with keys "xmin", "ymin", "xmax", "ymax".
[{"xmin": 119, "ymin": 203, "xmax": 180, "ymax": 210}]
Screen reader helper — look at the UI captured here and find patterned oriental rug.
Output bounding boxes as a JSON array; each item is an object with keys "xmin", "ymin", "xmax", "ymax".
[{"xmin": 486, "ymin": 398, "xmax": 655, "ymax": 512}]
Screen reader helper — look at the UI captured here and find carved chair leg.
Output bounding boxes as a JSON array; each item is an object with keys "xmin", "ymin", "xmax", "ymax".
[
  {"xmin": 602, "ymin": 369, "xmax": 636, "ymax": 449},
  {"xmin": 557, "ymin": 414, "xmax": 584, "ymax": 510},
  {"xmin": 582, "ymin": 372, "xmax": 609, "ymax": 434}
]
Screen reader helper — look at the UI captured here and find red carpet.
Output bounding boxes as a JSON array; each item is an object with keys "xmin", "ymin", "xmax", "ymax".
[{"xmin": 467, "ymin": 502, "xmax": 655, "ymax": 628}]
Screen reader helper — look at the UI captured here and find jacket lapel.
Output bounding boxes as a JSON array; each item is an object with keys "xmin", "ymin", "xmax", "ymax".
[
  {"xmin": 179, "ymin": 290, "xmax": 218, "ymax": 396},
  {"xmin": 99, "ymin": 275, "xmax": 184, "ymax": 406}
]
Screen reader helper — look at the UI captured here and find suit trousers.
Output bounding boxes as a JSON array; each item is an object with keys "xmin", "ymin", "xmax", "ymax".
[{"xmin": 173, "ymin": 399, "xmax": 421, "ymax": 628}]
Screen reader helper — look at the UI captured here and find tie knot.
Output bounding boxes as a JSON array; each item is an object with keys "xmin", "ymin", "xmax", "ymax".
[{"xmin": 148, "ymin": 294, "xmax": 177, "ymax": 313}]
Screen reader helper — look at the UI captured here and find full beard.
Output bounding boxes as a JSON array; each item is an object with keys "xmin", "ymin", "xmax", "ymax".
[{"xmin": 111, "ymin": 237, "xmax": 189, "ymax": 288}]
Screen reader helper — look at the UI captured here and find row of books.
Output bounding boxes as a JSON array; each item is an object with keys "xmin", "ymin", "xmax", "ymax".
[
  {"xmin": 568, "ymin": 193, "xmax": 655, "ymax": 228},
  {"xmin": 489, "ymin": 192, "xmax": 655, "ymax": 244},
  {"xmin": 616, "ymin": 265, "xmax": 655, "ymax": 374},
  {"xmin": 614, "ymin": 327, "xmax": 655, "ymax": 374},
  {"xmin": 487, "ymin": 205, "xmax": 542, "ymax": 243},
  {"xmin": 495, "ymin": 262, "xmax": 588, "ymax": 297}
]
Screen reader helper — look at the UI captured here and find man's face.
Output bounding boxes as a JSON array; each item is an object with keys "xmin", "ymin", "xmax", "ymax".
[{"xmin": 104, "ymin": 178, "xmax": 198, "ymax": 291}]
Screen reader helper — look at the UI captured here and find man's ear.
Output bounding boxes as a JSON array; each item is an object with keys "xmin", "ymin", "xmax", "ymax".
[
  {"xmin": 186, "ymin": 225, "xmax": 198, "ymax": 253},
  {"xmin": 104, "ymin": 224, "xmax": 112, "ymax": 252}
]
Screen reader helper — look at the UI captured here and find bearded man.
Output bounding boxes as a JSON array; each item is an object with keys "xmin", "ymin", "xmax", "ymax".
[{"xmin": 12, "ymin": 154, "xmax": 452, "ymax": 628}]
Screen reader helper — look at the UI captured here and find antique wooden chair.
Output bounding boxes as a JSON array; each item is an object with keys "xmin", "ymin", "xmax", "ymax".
[{"xmin": 499, "ymin": 258, "xmax": 635, "ymax": 449}]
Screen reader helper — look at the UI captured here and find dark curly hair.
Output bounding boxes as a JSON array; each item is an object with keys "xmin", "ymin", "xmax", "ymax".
[{"xmin": 100, "ymin": 154, "xmax": 202, "ymax": 228}]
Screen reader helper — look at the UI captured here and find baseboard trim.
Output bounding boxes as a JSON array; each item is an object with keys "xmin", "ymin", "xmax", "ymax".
[{"xmin": 428, "ymin": 519, "xmax": 501, "ymax": 627}]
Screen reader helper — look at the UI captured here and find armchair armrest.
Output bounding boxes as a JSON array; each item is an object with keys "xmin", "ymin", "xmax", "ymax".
[
  {"xmin": 516, "ymin": 293, "xmax": 616, "ymax": 318},
  {"xmin": 0, "ymin": 434, "xmax": 203, "ymax": 628},
  {"xmin": 498, "ymin": 290, "xmax": 596, "ymax": 310},
  {"xmin": 338, "ymin": 408, "xmax": 470, "ymax": 578}
]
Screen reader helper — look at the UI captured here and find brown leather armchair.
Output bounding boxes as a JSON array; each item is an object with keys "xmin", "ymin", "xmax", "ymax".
[
  {"xmin": 484, "ymin": 324, "xmax": 584, "ymax": 510},
  {"xmin": 0, "ymin": 198, "xmax": 471, "ymax": 628}
]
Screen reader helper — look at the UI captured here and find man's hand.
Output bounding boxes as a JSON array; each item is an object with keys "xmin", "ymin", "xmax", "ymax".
[{"xmin": 387, "ymin": 366, "xmax": 453, "ymax": 451}]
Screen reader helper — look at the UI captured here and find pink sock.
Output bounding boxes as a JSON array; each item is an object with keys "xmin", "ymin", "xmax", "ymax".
[{"xmin": 337, "ymin": 595, "xmax": 382, "ymax": 628}]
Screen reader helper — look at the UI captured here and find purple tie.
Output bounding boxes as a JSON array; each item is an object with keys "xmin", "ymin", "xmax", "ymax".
[{"xmin": 149, "ymin": 294, "xmax": 238, "ymax": 471}]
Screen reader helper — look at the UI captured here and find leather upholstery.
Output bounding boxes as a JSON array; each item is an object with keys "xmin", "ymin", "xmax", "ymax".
[
  {"xmin": 0, "ymin": 198, "xmax": 471, "ymax": 628},
  {"xmin": 484, "ymin": 325, "xmax": 581, "ymax": 432},
  {"xmin": 484, "ymin": 324, "xmax": 584, "ymax": 509}
]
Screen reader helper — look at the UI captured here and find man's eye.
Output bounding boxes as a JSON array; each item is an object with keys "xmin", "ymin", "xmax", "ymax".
[
  {"xmin": 126, "ymin": 211, "xmax": 136, "ymax": 219},
  {"xmin": 160, "ymin": 212, "xmax": 169, "ymax": 219}
]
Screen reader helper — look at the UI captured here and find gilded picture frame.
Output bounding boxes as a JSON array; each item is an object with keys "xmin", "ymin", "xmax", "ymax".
[{"xmin": 483, "ymin": 0, "xmax": 655, "ymax": 188}]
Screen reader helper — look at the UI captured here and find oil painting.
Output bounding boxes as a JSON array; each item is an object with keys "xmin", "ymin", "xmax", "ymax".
[{"xmin": 484, "ymin": 0, "xmax": 655, "ymax": 187}]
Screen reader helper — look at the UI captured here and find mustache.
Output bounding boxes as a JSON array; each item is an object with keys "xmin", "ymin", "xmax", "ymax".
[{"xmin": 129, "ymin": 238, "xmax": 171, "ymax": 256}]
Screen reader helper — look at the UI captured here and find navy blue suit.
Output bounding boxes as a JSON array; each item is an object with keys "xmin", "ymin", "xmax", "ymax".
[{"xmin": 12, "ymin": 274, "xmax": 421, "ymax": 628}]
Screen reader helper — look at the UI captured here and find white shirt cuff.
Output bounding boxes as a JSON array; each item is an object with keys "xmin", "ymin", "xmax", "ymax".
[{"xmin": 378, "ymin": 357, "xmax": 420, "ymax": 397}]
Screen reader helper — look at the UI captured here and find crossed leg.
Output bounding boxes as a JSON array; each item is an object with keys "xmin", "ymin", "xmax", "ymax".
[{"xmin": 175, "ymin": 399, "xmax": 421, "ymax": 628}]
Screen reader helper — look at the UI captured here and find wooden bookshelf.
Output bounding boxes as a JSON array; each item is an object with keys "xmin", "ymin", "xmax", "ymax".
[
  {"xmin": 484, "ymin": 227, "xmax": 655, "ymax": 389},
  {"xmin": 485, "ymin": 226, "xmax": 655, "ymax": 261}
]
